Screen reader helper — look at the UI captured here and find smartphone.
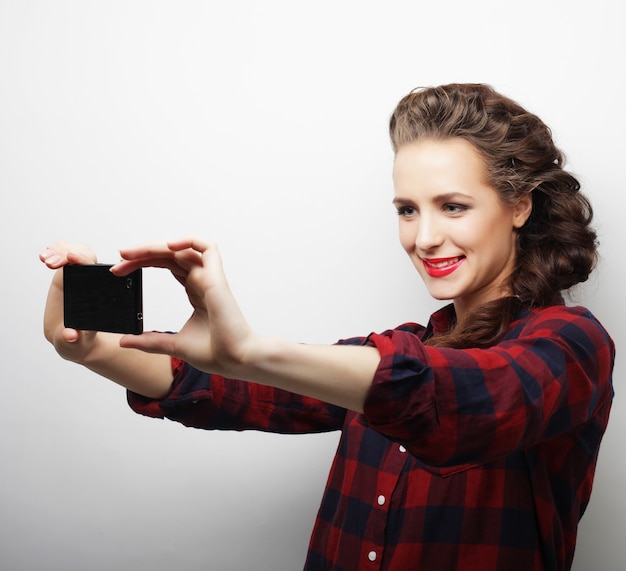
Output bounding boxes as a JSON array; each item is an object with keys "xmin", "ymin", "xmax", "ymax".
[{"xmin": 63, "ymin": 264, "xmax": 143, "ymax": 334}]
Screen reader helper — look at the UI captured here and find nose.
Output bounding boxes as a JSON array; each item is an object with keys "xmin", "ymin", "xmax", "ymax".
[{"xmin": 414, "ymin": 214, "xmax": 444, "ymax": 253}]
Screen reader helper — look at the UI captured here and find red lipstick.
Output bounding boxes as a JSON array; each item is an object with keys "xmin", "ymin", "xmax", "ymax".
[{"xmin": 421, "ymin": 256, "xmax": 465, "ymax": 278}]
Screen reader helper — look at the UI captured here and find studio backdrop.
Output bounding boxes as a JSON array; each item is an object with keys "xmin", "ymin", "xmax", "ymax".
[{"xmin": 0, "ymin": 1, "xmax": 623, "ymax": 570}]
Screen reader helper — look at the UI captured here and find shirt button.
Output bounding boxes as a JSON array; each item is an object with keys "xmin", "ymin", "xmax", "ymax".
[
  {"xmin": 368, "ymin": 551, "xmax": 377, "ymax": 562},
  {"xmin": 399, "ymin": 445, "xmax": 407, "ymax": 453},
  {"xmin": 377, "ymin": 495, "xmax": 386, "ymax": 506}
]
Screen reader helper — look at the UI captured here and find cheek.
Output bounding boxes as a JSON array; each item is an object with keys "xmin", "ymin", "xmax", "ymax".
[
  {"xmin": 470, "ymin": 224, "xmax": 517, "ymax": 263},
  {"xmin": 453, "ymin": 219, "xmax": 498, "ymax": 251},
  {"xmin": 398, "ymin": 225, "xmax": 416, "ymax": 252}
]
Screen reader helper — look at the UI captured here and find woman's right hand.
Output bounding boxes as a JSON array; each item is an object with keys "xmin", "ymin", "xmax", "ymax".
[
  {"xmin": 40, "ymin": 241, "xmax": 100, "ymax": 364},
  {"xmin": 40, "ymin": 241, "xmax": 174, "ymax": 399}
]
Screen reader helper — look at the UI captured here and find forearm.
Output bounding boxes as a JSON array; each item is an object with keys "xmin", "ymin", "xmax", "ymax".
[{"xmin": 239, "ymin": 338, "xmax": 381, "ymax": 413}]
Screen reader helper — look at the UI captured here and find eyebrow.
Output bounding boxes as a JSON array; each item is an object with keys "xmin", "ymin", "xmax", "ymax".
[{"xmin": 392, "ymin": 192, "xmax": 474, "ymax": 206}]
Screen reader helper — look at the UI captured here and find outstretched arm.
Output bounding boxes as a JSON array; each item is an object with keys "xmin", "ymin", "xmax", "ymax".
[{"xmin": 112, "ymin": 239, "xmax": 380, "ymax": 413}]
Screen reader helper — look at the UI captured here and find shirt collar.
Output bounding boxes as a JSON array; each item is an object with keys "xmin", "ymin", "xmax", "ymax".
[{"xmin": 425, "ymin": 303, "xmax": 457, "ymax": 338}]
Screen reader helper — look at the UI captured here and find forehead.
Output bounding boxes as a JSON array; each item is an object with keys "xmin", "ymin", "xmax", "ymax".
[
  {"xmin": 393, "ymin": 138, "xmax": 493, "ymax": 197},
  {"xmin": 393, "ymin": 138, "xmax": 485, "ymax": 175}
]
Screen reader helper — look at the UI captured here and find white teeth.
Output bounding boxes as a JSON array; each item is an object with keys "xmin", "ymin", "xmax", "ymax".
[{"xmin": 427, "ymin": 257, "xmax": 461, "ymax": 268}]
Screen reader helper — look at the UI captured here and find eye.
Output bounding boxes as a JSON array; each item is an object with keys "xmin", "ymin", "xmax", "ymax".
[
  {"xmin": 396, "ymin": 205, "xmax": 417, "ymax": 218},
  {"xmin": 442, "ymin": 203, "xmax": 468, "ymax": 215}
]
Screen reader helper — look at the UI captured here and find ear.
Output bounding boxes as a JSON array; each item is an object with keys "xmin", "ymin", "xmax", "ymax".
[{"xmin": 512, "ymin": 193, "xmax": 532, "ymax": 229}]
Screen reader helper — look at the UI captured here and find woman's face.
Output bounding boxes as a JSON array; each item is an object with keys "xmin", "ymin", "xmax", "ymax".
[{"xmin": 392, "ymin": 138, "xmax": 531, "ymax": 321}]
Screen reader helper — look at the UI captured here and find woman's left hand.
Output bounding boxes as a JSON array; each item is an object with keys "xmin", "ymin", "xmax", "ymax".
[{"xmin": 112, "ymin": 238, "xmax": 258, "ymax": 377}]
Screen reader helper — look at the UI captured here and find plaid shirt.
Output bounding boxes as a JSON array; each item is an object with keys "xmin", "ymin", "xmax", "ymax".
[{"xmin": 128, "ymin": 304, "xmax": 614, "ymax": 571}]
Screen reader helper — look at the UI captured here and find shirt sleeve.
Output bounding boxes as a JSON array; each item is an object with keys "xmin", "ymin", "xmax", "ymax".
[
  {"xmin": 127, "ymin": 357, "xmax": 348, "ymax": 434},
  {"xmin": 361, "ymin": 305, "xmax": 615, "ymax": 467}
]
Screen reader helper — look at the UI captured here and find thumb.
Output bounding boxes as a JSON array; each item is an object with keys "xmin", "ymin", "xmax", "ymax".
[{"xmin": 119, "ymin": 331, "xmax": 178, "ymax": 356}]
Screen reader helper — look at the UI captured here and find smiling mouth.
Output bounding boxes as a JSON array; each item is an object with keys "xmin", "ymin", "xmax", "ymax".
[{"xmin": 421, "ymin": 256, "xmax": 465, "ymax": 277}]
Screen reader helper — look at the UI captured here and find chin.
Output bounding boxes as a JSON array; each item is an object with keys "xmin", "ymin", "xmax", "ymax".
[{"xmin": 427, "ymin": 290, "xmax": 456, "ymax": 301}]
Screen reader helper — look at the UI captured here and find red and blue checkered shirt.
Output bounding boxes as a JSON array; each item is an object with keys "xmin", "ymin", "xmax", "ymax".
[{"xmin": 128, "ymin": 303, "xmax": 614, "ymax": 571}]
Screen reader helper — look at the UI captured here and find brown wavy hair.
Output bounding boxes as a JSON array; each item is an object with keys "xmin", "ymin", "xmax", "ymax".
[{"xmin": 389, "ymin": 83, "xmax": 598, "ymax": 348}]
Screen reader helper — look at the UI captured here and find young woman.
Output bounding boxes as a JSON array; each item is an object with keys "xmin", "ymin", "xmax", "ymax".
[{"xmin": 41, "ymin": 83, "xmax": 615, "ymax": 571}]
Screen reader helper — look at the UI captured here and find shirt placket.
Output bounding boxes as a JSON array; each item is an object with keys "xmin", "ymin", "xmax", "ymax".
[{"xmin": 361, "ymin": 442, "xmax": 409, "ymax": 569}]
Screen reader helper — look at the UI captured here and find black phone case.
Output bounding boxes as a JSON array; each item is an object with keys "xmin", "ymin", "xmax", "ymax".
[{"xmin": 63, "ymin": 264, "xmax": 143, "ymax": 334}]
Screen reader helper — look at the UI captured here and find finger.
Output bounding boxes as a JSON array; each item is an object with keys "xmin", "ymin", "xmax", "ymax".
[
  {"xmin": 118, "ymin": 242, "xmax": 171, "ymax": 259},
  {"xmin": 66, "ymin": 251, "xmax": 97, "ymax": 265},
  {"xmin": 172, "ymin": 247, "xmax": 206, "ymax": 269},
  {"xmin": 39, "ymin": 249, "xmax": 65, "ymax": 268},
  {"xmin": 119, "ymin": 331, "xmax": 179, "ymax": 356},
  {"xmin": 119, "ymin": 240, "xmax": 212, "ymax": 266},
  {"xmin": 51, "ymin": 327, "xmax": 96, "ymax": 352},
  {"xmin": 167, "ymin": 238, "xmax": 212, "ymax": 254},
  {"xmin": 117, "ymin": 239, "xmax": 209, "ymax": 260},
  {"xmin": 111, "ymin": 256, "xmax": 190, "ymax": 277},
  {"xmin": 115, "ymin": 239, "xmax": 211, "ymax": 275},
  {"xmin": 40, "ymin": 251, "xmax": 95, "ymax": 268},
  {"xmin": 40, "ymin": 243, "xmax": 97, "ymax": 268},
  {"xmin": 60, "ymin": 328, "xmax": 80, "ymax": 343}
]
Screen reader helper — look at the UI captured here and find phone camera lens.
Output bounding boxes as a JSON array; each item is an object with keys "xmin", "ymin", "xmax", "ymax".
[{"xmin": 126, "ymin": 278, "xmax": 133, "ymax": 288}]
